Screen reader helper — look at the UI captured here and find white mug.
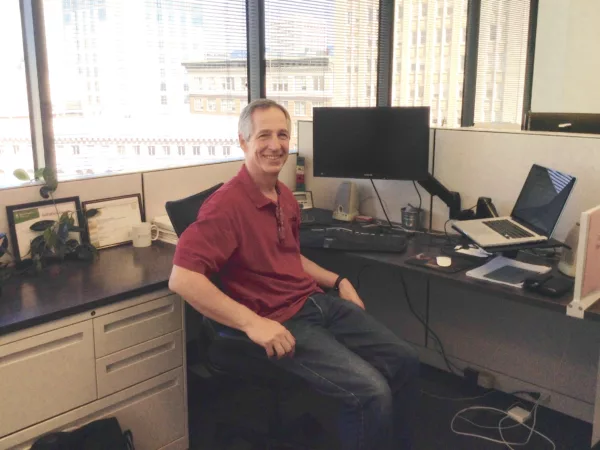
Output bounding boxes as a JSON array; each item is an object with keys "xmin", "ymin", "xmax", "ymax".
[{"xmin": 132, "ymin": 222, "xmax": 159, "ymax": 247}]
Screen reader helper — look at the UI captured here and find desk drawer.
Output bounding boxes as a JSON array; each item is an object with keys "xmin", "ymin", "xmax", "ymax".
[
  {"xmin": 1, "ymin": 368, "xmax": 186, "ymax": 450},
  {"xmin": 96, "ymin": 330, "xmax": 183, "ymax": 398},
  {"xmin": 0, "ymin": 321, "xmax": 96, "ymax": 437},
  {"xmin": 94, "ymin": 295, "xmax": 181, "ymax": 357}
]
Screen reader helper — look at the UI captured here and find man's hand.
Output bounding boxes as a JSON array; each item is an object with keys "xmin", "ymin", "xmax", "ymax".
[
  {"xmin": 244, "ymin": 316, "xmax": 296, "ymax": 359},
  {"xmin": 338, "ymin": 278, "xmax": 365, "ymax": 309}
]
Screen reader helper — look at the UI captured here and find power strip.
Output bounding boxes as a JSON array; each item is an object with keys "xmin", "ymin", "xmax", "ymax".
[{"xmin": 507, "ymin": 406, "xmax": 531, "ymax": 424}]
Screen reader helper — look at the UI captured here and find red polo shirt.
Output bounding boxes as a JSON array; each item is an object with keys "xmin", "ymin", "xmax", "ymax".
[{"xmin": 173, "ymin": 165, "xmax": 321, "ymax": 322}]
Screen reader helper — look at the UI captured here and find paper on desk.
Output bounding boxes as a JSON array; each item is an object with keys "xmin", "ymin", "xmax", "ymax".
[{"xmin": 466, "ymin": 256, "xmax": 552, "ymax": 288}]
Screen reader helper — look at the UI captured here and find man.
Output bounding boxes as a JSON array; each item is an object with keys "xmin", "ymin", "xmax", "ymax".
[{"xmin": 169, "ymin": 99, "xmax": 419, "ymax": 450}]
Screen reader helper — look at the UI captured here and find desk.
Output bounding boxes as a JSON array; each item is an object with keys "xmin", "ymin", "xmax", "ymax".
[
  {"xmin": 302, "ymin": 233, "xmax": 600, "ymax": 448},
  {"xmin": 0, "ymin": 243, "xmax": 188, "ymax": 450}
]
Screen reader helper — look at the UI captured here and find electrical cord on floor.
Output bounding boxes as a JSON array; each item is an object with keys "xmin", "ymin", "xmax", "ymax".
[
  {"xmin": 397, "ymin": 270, "xmax": 463, "ymax": 376},
  {"xmin": 450, "ymin": 392, "xmax": 556, "ymax": 449},
  {"xmin": 370, "ymin": 178, "xmax": 393, "ymax": 228}
]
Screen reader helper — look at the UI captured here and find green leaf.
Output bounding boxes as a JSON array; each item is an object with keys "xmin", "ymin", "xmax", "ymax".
[
  {"xmin": 59, "ymin": 212, "xmax": 70, "ymax": 223},
  {"xmin": 42, "ymin": 167, "xmax": 58, "ymax": 191},
  {"xmin": 85, "ymin": 208, "xmax": 100, "ymax": 218},
  {"xmin": 13, "ymin": 169, "xmax": 31, "ymax": 181},
  {"xmin": 43, "ymin": 227, "xmax": 57, "ymax": 249},
  {"xmin": 29, "ymin": 220, "xmax": 56, "ymax": 232}
]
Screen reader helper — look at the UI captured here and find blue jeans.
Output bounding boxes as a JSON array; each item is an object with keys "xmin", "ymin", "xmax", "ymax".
[{"xmin": 215, "ymin": 293, "xmax": 419, "ymax": 450}]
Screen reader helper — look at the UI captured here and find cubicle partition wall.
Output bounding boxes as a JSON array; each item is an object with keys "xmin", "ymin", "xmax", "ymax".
[
  {"xmin": 142, "ymin": 156, "xmax": 298, "ymax": 223},
  {"xmin": 0, "ymin": 173, "xmax": 143, "ymax": 257},
  {"xmin": 432, "ymin": 129, "xmax": 600, "ymax": 240}
]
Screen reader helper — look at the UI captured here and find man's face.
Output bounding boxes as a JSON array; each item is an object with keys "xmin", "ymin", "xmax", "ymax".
[{"xmin": 240, "ymin": 107, "xmax": 290, "ymax": 177}]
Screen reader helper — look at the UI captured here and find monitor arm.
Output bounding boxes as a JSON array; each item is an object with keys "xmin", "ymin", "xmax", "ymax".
[{"xmin": 418, "ymin": 174, "xmax": 462, "ymax": 220}]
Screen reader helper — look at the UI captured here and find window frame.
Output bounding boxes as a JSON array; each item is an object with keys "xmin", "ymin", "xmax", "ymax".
[{"xmin": 7, "ymin": 0, "xmax": 539, "ymax": 187}]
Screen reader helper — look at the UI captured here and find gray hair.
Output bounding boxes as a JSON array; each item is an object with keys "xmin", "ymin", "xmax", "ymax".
[{"xmin": 238, "ymin": 99, "xmax": 291, "ymax": 141}]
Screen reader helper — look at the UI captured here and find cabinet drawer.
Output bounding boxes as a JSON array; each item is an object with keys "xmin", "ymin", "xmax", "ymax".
[
  {"xmin": 2, "ymin": 368, "xmax": 186, "ymax": 450},
  {"xmin": 0, "ymin": 321, "xmax": 96, "ymax": 437},
  {"xmin": 96, "ymin": 330, "xmax": 183, "ymax": 398},
  {"xmin": 94, "ymin": 295, "xmax": 181, "ymax": 357}
]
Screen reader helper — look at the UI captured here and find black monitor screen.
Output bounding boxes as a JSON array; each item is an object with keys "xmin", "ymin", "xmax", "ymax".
[{"xmin": 312, "ymin": 107, "xmax": 430, "ymax": 180}]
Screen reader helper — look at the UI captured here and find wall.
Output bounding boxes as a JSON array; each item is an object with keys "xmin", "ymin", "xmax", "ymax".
[
  {"xmin": 299, "ymin": 120, "xmax": 600, "ymax": 241},
  {"xmin": 532, "ymin": 0, "xmax": 600, "ymax": 113},
  {"xmin": 431, "ymin": 128, "xmax": 600, "ymax": 239},
  {"xmin": 143, "ymin": 155, "xmax": 297, "ymax": 222},
  {"xmin": 0, "ymin": 157, "xmax": 298, "ymax": 259}
]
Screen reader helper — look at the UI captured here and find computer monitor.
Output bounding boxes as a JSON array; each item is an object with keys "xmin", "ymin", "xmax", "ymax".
[
  {"xmin": 312, "ymin": 107, "xmax": 430, "ymax": 180},
  {"xmin": 526, "ymin": 112, "xmax": 600, "ymax": 135}
]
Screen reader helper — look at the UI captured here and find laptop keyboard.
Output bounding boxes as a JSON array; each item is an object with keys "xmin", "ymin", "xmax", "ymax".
[{"xmin": 482, "ymin": 219, "xmax": 535, "ymax": 239}]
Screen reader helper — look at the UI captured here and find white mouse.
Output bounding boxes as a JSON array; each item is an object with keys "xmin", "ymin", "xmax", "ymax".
[{"xmin": 436, "ymin": 256, "xmax": 452, "ymax": 267}]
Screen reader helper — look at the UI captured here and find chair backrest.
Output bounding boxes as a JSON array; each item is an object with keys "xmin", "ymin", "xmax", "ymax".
[{"xmin": 165, "ymin": 183, "xmax": 224, "ymax": 237}]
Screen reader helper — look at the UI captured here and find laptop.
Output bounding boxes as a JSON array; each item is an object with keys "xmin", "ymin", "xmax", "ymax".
[{"xmin": 452, "ymin": 164, "xmax": 576, "ymax": 248}]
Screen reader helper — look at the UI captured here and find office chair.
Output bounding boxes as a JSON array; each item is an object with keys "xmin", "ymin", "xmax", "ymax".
[{"xmin": 166, "ymin": 184, "xmax": 321, "ymax": 450}]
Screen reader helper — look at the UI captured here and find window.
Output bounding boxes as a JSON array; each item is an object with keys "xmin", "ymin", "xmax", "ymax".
[
  {"xmin": 0, "ymin": 3, "xmax": 34, "ymax": 186},
  {"xmin": 148, "ymin": 146, "xmax": 156, "ymax": 156},
  {"xmin": 208, "ymin": 145, "xmax": 216, "ymax": 156},
  {"xmin": 295, "ymin": 76, "xmax": 307, "ymax": 91},
  {"xmin": 474, "ymin": 0, "xmax": 530, "ymax": 125},
  {"xmin": 193, "ymin": 99, "xmax": 204, "ymax": 112},
  {"xmin": 72, "ymin": 145, "xmax": 80, "ymax": 155},
  {"xmin": 265, "ymin": 0, "xmax": 379, "ymax": 149},
  {"xmin": 117, "ymin": 145, "xmax": 125, "ymax": 155},
  {"xmin": 134, "ymin": 145, "xmax": 140, "ymax": 156},
  {"xmin": 223, "ymin": 145, "xmax": 231, "ymax": 156},
  {"xmin": 193, "ymin": 145, "xmax": 201, "ymax": 156},
  {"xmin": 162, "ymin": 145, "xmax": 170, "ymax": 155},
  {"xmin": 392, "ymin": 0, "xmax": 468, "ymax": 127},
  {"xmin": 221, "ymin": 99, "xmax": 235, "ymax": 113},
  {"xmin": 43, "ymin": 0, "xmax": 247, "ymax": 177},
  {"xmin": 295, "ymin": 102, "xmax": 306, "ymax": 116}
]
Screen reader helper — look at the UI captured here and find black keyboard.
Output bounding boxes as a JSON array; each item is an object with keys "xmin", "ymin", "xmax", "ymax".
[
  {"xmin": 300, "ymin": 227, "xmax": 408, "ymax": 253},
  {"xmin": 482, "ymin": 219, "xmax": 534, "ymax": 239}
]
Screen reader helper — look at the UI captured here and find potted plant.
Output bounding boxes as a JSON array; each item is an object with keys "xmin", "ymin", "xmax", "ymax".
[{"xmin": 13, "ymin": 168, "xmax": 97, "ymax": 272}]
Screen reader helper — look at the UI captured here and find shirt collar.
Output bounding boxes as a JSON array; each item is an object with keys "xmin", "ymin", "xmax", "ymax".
[{"xmin": 238, "ymin": 164, "xmax": 281, "ymax": 209}]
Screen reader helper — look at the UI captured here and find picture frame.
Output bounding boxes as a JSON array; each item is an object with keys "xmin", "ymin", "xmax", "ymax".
[
  {"xmin": 6, "ymin": 196, "xmax": 85, "ymax": 261},
  {"xmin": 82, "ymin": 194, "xmax": 144, "ymax": 249},
  {"xmin": 569, "ymin": 204, "xmax": 600, "ymax": 318}
]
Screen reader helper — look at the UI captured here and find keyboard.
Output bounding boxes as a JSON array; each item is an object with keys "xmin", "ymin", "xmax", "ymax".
[
  {"xmin": 299, "ymin": 227, "xmax": 408, "ymax": 253},
  {"xmin": 482, "ymin": 219, "xmax": 534, "ymax": 239}
]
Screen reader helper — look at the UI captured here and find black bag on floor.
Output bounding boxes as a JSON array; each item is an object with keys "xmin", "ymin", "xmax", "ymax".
[{"xmin": 30, "ymin": 417, "xmax": 134, "ymax": 450}]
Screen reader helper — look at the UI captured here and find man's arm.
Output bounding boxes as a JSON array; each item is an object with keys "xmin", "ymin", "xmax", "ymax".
[
  {"xmin": 169, "ymin": 265, "xmax": 296, "ymax": 358},
  {"xmin": 300, "ymin": 254, "xmax": 338, "ymax": 289},
  {"xmin": 300, "ymin": 255, "xmax": 365, "ymax": 309}
]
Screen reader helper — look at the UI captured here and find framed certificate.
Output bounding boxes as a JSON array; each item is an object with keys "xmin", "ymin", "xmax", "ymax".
[
  {"xmin": 82, "ymin": 194, "xmax": 144, "ymax": 249},
  {"xmin": 6, "ymin": 196, "xmax": 84, "ymax": 261}
]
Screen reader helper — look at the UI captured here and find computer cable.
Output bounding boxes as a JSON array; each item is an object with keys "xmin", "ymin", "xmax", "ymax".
[
  {"xmin": 412, "ymin": 180, "xmax": 422, "ymax": 212},
  {"xmin": 396, "ymin": 270, "xmax": 463, "ymax": 376},
  {"xmin": 370, "ymin": 178, "xmax": 393, "ymax": 228},
  {"xmin": 450, "ymin": 392, "xmax": 555, "ymax": 449}
]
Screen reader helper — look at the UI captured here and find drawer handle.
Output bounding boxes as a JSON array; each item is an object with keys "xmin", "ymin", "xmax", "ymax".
[
  {"xmin": 104, "ymin": 304, "xmax": 174, "ymax": 333},
  {"xmin": 105, "ymin": 341, "xmax": 175, "ymax": 373},
  {"xmin": 0, "ymin": 333, "xmax": 83, "ymax": 367}
]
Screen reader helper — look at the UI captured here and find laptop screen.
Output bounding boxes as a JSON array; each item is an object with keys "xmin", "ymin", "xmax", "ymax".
[{"xmin": 511, "ymin": 164, "xmax": 576, "ymax": 237}]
